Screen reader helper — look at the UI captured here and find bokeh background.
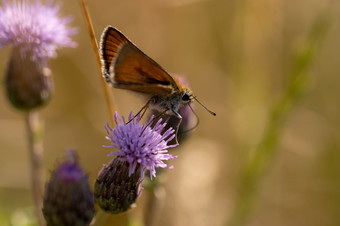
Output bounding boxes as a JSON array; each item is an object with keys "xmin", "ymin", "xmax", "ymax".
[{"xmin": 1, "ymin": 0, "xmax": 340, "ymax": 225}]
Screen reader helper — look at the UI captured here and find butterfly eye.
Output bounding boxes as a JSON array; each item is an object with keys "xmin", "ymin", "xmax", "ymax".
[{"xmin": 182, "ymin": 92, "xmax": 191, "ymax": 102}]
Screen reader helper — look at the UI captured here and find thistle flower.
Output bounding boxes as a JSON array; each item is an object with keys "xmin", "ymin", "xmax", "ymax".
[
  {"xmin": 0, "ymin": 0, "xmax": 76, "ymax": 110},
  {"xmin": 42, "ymin": 150, "xmax": 94, "ymax": 226},
  {"xmin": 106, "ymin": 112, "xmax": 177, "ymax": 179},
  {"xmin": 0, "ymin": 0, "xmax": 77, "ymax": 59},
  {"xmin": 95, "ymin": 112, "xmax": 177, "ymax": 213}
]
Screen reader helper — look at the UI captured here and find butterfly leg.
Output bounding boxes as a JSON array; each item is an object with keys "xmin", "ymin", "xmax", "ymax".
[
  {"xmin": 127, "ymin": 98, "xmax": 152, "ymax": 124},
  {"xmin": 139, "ymin": 108, "xmax": 169, "ymax": 136},
  {"xmin": 171, "ymin": 109, "xmax": 182, "ymax": 145},
  {"xmin": 139, "ymin": 103, "xmax": 149, "ymax": 119}
]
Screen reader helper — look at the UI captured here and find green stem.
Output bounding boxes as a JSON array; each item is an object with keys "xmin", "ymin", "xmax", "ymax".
[
  {"xmin": 25, "ymin": 110, "xmax": 45, "ymax": 226},
  {"xmin": 143, "ymin": 180, "xmax": 160, "ymax": 226},
  {"xmin": 227, "ymin": 13, "xmax": 330, "ymax": 226},
  {"xmin": 141, "ymin": 173, "xmax": 169, "ymax": 226}
]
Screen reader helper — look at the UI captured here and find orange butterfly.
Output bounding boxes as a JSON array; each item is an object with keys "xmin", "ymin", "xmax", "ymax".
[{"xmin": 100, "ymin": 26, "xmax": 215, "ymax": 128}]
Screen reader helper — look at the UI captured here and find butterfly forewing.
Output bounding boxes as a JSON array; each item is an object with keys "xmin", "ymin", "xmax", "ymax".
[
  {"xmin": 100, "ymin": 26, "xmax": 129, "ymax": 75},
  {"xmin": 100, "ymin": 26, "xmax": 178, "ymax": 96},
  {"xmin": 113, "ymin": 43, "xmax": 177, "ymax": 95}
]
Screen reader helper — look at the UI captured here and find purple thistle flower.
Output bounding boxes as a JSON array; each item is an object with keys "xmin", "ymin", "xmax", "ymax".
[
  {"xmin": 104, "ymin": 112, "xmax": 178, "ymax": 180},
  {"xmin": 1, "ymin": 0, "xmax": 76, "ymax": 110},
  {"xmin": 0, "ymin": 0, "xmax": 77, "ymax": 59},
  {"xmin": 95, "ymin": 112, "xmax": 177, "ymax": 213},
  {"xmin": 43, "ymin": 150, "xmax": 94, "ymax": 225}
]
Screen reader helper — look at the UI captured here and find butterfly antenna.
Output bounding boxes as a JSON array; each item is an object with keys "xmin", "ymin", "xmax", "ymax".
[{"xmin": 192, "ymin": 96, "xmax": 216, "ymax": 116}]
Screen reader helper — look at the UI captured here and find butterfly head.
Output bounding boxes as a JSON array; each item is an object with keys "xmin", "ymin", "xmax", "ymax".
[
  {"xmin": 181, "ymin": 91, "xmax": 192, "ymax": 103},
  {"xmin": 177, "ymin": 81, "xmax": 216, "ymax": 116},
  {"xmin": 173, "ymin": 75, "xmax": 193, "ymax": 103}
]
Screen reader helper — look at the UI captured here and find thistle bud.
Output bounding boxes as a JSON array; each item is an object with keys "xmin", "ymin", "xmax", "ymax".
[
  {"xmin": 42, "ymin": 150, "xmax": 94, "ymax": 226},
  {"xmin": 0, "ymin": 0, "xmax": 77, "ymax": 110},
  {"xmin": 94, "ymin": 158, "xmax": 144, "ymax": 214},
  {"xmin": 5, "ymin": 48, "xmax": 53, "ymax": 110}
]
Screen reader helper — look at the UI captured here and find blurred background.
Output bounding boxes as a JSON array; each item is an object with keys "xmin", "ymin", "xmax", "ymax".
[{"xmin": 0, "ymin": 0, "xmax": 340, "ymax": 225}]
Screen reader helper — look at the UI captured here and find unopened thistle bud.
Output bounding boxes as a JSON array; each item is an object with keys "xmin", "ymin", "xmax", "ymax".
[
  {"xmin": 95, "ymin": 112, "xmax": 177, "ymax": 214},
  {"xmin": 42, "ymin": 150, "xmax": 94, "ymax": 226}
]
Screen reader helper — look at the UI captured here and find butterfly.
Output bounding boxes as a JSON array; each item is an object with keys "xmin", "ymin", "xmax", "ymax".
[{"xmin": 99, "ymin": 26, "xmax": 215, "ymax": 134}]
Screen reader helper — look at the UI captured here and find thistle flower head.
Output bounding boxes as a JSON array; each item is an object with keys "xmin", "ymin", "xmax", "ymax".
[
  {"xmin": 42, "ymin": 150, "xmax": 94, "ymax": 226},
  {"xmin": 96, "ymin": 112, "xmax": 177, "ymax": 213},
  {"xmin": 105, "ymin": 112, "xmax": 178, "ymax": 179},
  {"xmin": 0, "ymin": 0, "xmax": 77, "ymax": 59}
]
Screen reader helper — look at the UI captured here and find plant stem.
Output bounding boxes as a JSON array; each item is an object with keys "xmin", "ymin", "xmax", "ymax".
[
  {"xmin": 227, "ymin": 13, "xmax": 330, "ymax": 226},
  {"xmin": 25, "ymin": 110, "xmax": 45, "ymax": 226},
  {"xmin": 142, "ymin": 176, "xmax": 164, "ymax": 226},
  {"xmin": 79, "ymin": 0, "xmax": 116, "ymax": 127},
  {"xmin": 92, "ymin": 209, "xmax": 109, "ymax": 226},
  {"xmin": 144, "ymin": 187, "xmax": 158, "ymax": 226}
]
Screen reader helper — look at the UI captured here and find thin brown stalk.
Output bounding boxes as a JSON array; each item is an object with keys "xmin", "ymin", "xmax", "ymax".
[{"xmin": 79, "ymin": 0, "xmax": 116, "ymax": 126}]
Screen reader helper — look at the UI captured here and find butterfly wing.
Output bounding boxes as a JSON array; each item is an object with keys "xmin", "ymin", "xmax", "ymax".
[
  {"xmin": 100, "ymin": 26, "xmax": 178, "ymax": 96},
  {"xmin": 113, "ymin": 44, "xmax": 177, "ymax": 95},
  {"xmin": 100, "ymin": 26, "xmax": 129, "ymax": 76}
]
